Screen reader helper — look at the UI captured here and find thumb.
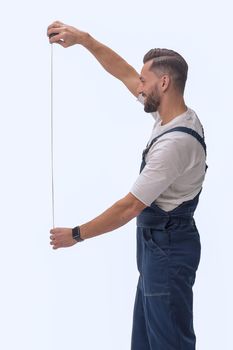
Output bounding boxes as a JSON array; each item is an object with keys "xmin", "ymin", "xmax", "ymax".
[{"xmin": 56, "ymin": 40, "xmax": 68, "ymax": 48}]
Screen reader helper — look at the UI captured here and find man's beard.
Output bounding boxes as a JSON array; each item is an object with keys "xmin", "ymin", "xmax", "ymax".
[{"xmin": 144, "ymin": 89, "xmax": 160, "ymax": 113}]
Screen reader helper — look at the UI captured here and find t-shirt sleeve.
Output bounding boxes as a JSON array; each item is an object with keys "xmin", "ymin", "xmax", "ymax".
[{"xmin": 130, "ymin": 135, "xmax": 191, "ymax": 206}]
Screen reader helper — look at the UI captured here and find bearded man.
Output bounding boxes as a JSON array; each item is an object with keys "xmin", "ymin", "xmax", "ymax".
[{"xmin": 48, "ymin": 21, "xmax": 207, "ymax": 350}]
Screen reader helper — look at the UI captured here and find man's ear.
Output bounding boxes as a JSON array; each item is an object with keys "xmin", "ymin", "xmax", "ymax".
[{"xmin": 161, "ymin": 74, "xmax": 170, "ymax": 92}]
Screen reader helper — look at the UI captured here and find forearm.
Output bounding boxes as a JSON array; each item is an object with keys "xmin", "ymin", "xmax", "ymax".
[
  {"xmin": 49, "ymin": 192, "xmax": 146, "ymax": 249},
  {"xmin": 79, "ymin": 197, "xmax": 138, "ymax": 240},
  {"xmin": 81, "ymin": 33, "xmax": 138, "ymax": 82}
]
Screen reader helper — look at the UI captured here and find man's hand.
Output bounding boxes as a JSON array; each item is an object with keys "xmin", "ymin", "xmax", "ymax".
[
  {"xmin": 47, "ymin": 20, "xmax": 88, "ymax": 48},
  {"xmin": 46, "ymin": 20, "xmax": 139, "ymax": 96},
  {"xmin": 50, "ymin": 227, "xmax": 78, "ymax": 250}
]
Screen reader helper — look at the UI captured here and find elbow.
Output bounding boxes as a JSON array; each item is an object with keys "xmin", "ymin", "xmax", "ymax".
[{"xmin": 119, "ymin": 192, "xmax": 147, "ymax": 218}]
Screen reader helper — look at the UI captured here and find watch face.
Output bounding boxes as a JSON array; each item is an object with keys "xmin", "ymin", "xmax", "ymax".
[
  {"xmin": 72, "ymin": 227, "xmax": 84, "ymax": 242},
  {"xmin": 73, "ymin": 234, "xmax": 82, "ymax": 242}
]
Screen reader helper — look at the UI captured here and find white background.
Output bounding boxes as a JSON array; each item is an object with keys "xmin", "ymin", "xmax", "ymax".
[{"xmin": 1, "ymin": 0, "xmax": 232, "ymax": 349}]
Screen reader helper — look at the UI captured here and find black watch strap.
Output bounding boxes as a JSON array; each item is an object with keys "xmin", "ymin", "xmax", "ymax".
[{"xmin": 72, "ymin": 226, "xmax": 84, "ymax": 242}]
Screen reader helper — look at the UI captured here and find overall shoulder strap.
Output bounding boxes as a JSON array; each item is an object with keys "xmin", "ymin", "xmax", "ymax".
[{"xmin": 144, "ymin": 126, "xmax": 207, "ymax": 155}]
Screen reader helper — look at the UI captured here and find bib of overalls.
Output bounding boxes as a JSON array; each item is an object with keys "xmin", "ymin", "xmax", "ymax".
[{"xmin": 137, "ymin": 126, "xmax": 208, "ymax": 230}]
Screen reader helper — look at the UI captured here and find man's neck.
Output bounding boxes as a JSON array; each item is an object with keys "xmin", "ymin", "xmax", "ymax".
[{"xmin": 158, "ymin": 95, "xmax": 187, "ymax": 126}]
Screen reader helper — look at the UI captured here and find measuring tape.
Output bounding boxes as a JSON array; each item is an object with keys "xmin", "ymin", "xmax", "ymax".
[{"xmin": 50, "ymin": 35, "xmax": 56, "ymax": 229}]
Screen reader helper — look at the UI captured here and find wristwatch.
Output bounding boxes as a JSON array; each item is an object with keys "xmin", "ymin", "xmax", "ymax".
[{"xmin": 72, "ymin": 226, "xmax": 84, "ymax": 242}]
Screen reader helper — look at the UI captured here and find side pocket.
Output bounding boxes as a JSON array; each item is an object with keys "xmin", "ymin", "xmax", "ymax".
[
  {"xmin": 143, "ymin": 228, "xmax": 170, "ymax": 258},
  {"xmin": 142, "ymin": 229, "xmax": 170, "ymax": 296}
]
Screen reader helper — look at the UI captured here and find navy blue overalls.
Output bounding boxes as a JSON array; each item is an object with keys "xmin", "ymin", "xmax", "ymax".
[{"xmin": 131, "ymin": 127, "xmax": 207, "ymax": 350}]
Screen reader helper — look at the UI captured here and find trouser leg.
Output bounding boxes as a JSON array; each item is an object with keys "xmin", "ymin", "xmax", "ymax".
[
  {"xmin": 168, "ymin": 265, "xmax": 197, "ymax": 350},
  {"xmin": 140, "ymin": 228, "xmax": 200, "ymax": 350},
  {"xmin": 141, "ymin": 233, "xmax": 179, "ymax": 350},
  {"xmin": 131, "ymin": 277, "xmax": 151, "ymax": 350}
]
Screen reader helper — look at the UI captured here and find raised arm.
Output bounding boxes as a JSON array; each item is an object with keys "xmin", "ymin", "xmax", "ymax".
[{"xmin": 47, "ymin": 21, "xmax": 139, "ymax": 97}]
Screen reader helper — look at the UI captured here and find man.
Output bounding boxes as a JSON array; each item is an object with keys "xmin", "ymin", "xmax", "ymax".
[{"xmin": 47, "ymin": 21, "xmax": 207, "ymax": 350}]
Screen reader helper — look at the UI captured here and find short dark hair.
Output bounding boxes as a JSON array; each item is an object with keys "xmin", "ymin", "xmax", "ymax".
[{"xmin": 143, "ymin": 48, "xmax": 188, "ymax": 94}]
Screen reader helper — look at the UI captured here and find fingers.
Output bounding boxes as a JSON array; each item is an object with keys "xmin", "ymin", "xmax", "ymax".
[
  {"xmin": 50, "ymin": 228, "xmax": 57, "ymax": 234},
  {"xmin": 47, "ymin": 21, "xmax": 81, "ymax": 48},
  {"xmin": 47, "ymin": 26, "xmax": 64, "ymax": 36},
  {"xmin": 47, "ymin": 20, "xmax": 64, "ymax": 31},
  {"xmin": 49, "ymin": 227, "xmax": 75, "ymax": 250},
  {"xmin": 50, "ymin": 232, "xmax": 59, "ymax": 249},
  {"xmin": 51, "ymin": 240, "xmax": 58, "ymax": 249},
  {"xmin": 47, "ymin": 28, "xmax": 66, "ymax": 42},
  {"xmin": 48, "ymin": 31, "xmax": 70, "ymax": 47},
  {"xmin": 50, "ymin": 33, "xmax": 65, "ymax": 44},
  {"xmin": 47, "ymin": 20, "xmax": 66, "ymax": 42}
]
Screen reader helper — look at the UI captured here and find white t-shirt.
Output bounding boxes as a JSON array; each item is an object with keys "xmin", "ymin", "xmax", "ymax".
[{"xmin": 130, "ymin": 94, "xmax": 207, "ymax": 211}]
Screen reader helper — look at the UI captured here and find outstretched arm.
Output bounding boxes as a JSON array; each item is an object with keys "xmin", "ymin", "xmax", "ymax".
[
  {"xmin": 47, "ymin": 21, "xmax": 140, "ymax": 96},
  {"xmin": 50, "ymin": 192, "xmax": 147, "ymax": 249}
]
